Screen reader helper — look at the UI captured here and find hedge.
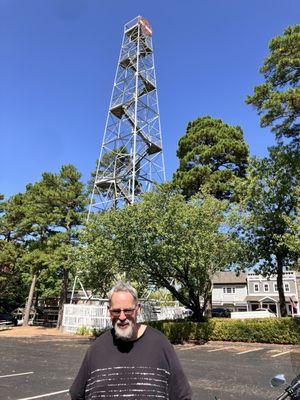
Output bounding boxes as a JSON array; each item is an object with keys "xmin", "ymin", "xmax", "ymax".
[{"xmin": 148, "ymin": 317, "xmax": 300, "ymax": 344}]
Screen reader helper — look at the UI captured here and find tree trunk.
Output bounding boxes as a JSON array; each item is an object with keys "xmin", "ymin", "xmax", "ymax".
[
  {"xmin": 277, "ymin": 257, "xmax": 287, "ymax": 317},
  {"xmin": 34, "ymin": 291, "xmax": 39, "ymax": 309},
  {"xmin": 191, "ymin": 295, "xmax": 205, "ymax": 322},
  {"xmin": 56, "ymin": 269, "xmax": 69, "ymax": 329},
  {"xmin": 202, "ymin": 280, "xmax": 212, "ymax": 318},
  {"xmin": 23, "ymin": 272, "xmax": 38, "ymax": 326},
  {"xmin": 204, "ymin": 292, "xmax": 212, "ymax": 318}
]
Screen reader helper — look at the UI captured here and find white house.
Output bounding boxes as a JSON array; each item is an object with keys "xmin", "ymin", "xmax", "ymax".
[
  {"xmin": 246, "ymin": 271, "xmax": 300, "ymax": 316},
  {"xmin": 211, "ymin": 271, "xmax": 300, "ymax": 316},
  {"xmin": 212, "ymin": 271, "xmax": 248, "ymax": 311}
]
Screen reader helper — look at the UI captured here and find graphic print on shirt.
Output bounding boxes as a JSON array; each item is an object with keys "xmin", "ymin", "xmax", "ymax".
[{"xmin": 85, "ymin": 365, "xmax": 170, "ymax": 399}]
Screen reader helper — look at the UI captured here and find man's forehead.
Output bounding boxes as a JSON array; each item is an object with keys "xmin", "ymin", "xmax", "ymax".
[{"xmin": 110, "ymin": 291, "xmax": 136, "ymax": 306}]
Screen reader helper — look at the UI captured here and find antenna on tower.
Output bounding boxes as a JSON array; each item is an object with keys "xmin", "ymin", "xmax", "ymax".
[
  {"xmin": 88, "ymin": 16, "xmax": 165, "ymax": 215},
  {"xmin": 69, "ymin": 17, "xmax": 165, "ymax": 303}
]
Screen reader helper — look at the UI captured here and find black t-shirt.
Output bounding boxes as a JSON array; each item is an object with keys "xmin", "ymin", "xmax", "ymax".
[{"xmin": 70, "ymin": 326, "xmax": 192, "ymax": 400}]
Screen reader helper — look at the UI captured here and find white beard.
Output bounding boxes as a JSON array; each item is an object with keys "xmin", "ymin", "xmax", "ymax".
[{"xmin": 114, "ymin": 319, "xmax": 134, "ymax": 341}]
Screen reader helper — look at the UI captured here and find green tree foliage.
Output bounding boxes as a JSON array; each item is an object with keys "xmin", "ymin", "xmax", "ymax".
[
  {"xmin": 246, "ymin": 25, "xmax": 300, "ymax": 149},
  {"xmin": 0, "ymin": 241, "xmax": 27, "ymax": 312},
  {"xmin": 23, "ymin": 165, "xmax": 87, "ymax": 326},
  {"xmin": 80, "ymin": 185, "xmax": 244, "ymax": 321},
  {"xmin": 89, "ymin": 145, "xmax": 142, "ymax": 210},
  {"xmin": 283, "ymin": 186, "xmax": 300, "ymax": 256},
  {"xmin": 74, "ymin": 210, "xmax": 129, "ymax": 298},
  {"xmin": 231, "ymin": 147, "xmax": 299, "ymax": 316},
  {"xmin": 89, "ymin": 146, "xmax": 131, "ymax": 191},
  {"xmin": 0, "ymin": 194, "xmax": 28, "ymax": 312},
  {"xmin": 0, "ymin": 165, "xmax": 88, "ymax": 324},
  {"xmin": 173, "ymin": 116, "xmax": 249, "ymax": 201}
]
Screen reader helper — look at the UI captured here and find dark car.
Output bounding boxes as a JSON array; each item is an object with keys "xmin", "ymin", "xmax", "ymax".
[
  {"xmin": 211, "ymin": 308, "xmax": 231, "ymax": 318},
  {"xmin": 0, "ymin": 312, "xmax": 18, "ymax": 326}
]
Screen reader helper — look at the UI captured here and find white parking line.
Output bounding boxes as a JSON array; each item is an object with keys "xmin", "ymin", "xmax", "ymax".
[
  {"xmin": 237, "ymin": 348, "xmax": 264, "ymax": 355},
  {"xmin": 271, "ymin": 350, "xmax": 292, "ymax": 358},
  {"xmin": 178, "ymin": 346, "xmax": 197, "ymax": 351},
  {"xmin": 207, "ymin": 346, "xmax": 234, "ymax": 352},
  {"xmin": 0, "ymin": 371, "xmax": 34, "ymax": 378},
  {"xmin": 17, "ymin": 389, "xmax": 69, "ymax": 400}
]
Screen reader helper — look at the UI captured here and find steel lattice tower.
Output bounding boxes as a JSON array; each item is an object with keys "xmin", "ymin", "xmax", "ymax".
[{"xmin": 88, "ymin": 16, "xmax": 165, "ymax": 215}]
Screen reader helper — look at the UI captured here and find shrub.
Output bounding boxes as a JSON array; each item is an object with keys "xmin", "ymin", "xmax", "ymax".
[
  {"xmin": 75, "ymin": 326, "xmax": 108, "ymax": 337},
  {"xmin": 91, "ymin": 327, "xmax": 106, "ymax": 337},
  {"xmin": 76, "ymin": 326, "xmax": 91, "ymax": 336},
  {"xmin": 148, "ymin": 317, "xmax": 300, "ymax": 344}
]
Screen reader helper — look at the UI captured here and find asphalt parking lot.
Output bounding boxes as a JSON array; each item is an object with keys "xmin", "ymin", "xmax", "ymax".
[{"xmin": 0, "ymin": 336, "xmax": 299, "ymax": 400}]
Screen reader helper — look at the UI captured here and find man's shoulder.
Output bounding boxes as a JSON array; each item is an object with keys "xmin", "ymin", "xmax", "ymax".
[
  {"xmin": 145, "ymin": 325, "xmax": 165, "ymax": 336},
  {"xmin": 91, "ymin": 328, "xmax": 113, "ymax": 347},
  {"xmin": 145, "ymin": 325, "xmax": 171, "ymax": 345}
]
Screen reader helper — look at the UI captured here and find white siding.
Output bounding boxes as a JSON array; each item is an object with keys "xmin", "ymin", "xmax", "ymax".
[
  {"xmin": 212, "ymin": 285, "xmax": 247, "ymax": 304},
  {"xmin": 247, "ymin": 272, "xmax": 297, "ymax": 295}
]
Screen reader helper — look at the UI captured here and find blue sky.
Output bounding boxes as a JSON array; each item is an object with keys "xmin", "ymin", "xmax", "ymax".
[{"xmin": 1, "ymin": 0, "xmax": 299, "ymax": 198}]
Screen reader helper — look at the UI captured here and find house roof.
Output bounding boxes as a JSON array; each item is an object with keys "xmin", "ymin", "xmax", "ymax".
[
  {"xmin": 213, "ymin": 271, "xmax": 247, "ymax": 284},
  {"xmin": 246, "ymin": 295, "xmax": 298, "ymax": 302}
]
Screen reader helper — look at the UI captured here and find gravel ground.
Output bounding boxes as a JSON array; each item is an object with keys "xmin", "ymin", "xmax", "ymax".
[{"xmin": 0, "ymin": 326, "xmax": 78, "ymax": 337}]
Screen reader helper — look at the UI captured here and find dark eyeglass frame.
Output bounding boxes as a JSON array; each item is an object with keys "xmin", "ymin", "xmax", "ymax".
[{"xmin": 109, "ymin": 305, "xmax": 138, "ymax": 317}]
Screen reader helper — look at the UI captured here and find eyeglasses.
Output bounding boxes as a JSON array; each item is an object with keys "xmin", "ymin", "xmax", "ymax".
[{"xmin": 109, "ymin": 306, "xmax": 137, "ymax": 317}]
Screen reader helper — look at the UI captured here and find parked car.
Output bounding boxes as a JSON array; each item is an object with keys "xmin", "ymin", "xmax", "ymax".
[
  {"xmin": 182, "ymin": 308, "xmax": 194, "ymax": 317},
  {"xmin": 231, "ymin": 309, "xmax": 276, "ymax": 319},
  {"xmin": 0, "ymin": 312, "xmax": 18, "ymax": 326},
  {"xmin": 256, "ymin": 307, "xmax": 277, "ymax": 315},
  {"xmin": 211, "ymin": 308, "xmax": 231, "ymax": 318},
  {"xmin": 12, "ymin": 308, "xmax": 36, "ymax": 326}
]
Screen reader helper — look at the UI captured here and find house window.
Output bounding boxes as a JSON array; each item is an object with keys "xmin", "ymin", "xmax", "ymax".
[
  {"xmin": 227, "ymin": 287, "xmax": 235, "ymax": 294},
  {"xmin": 223, "ymin": 287, "xmax": 235, "ymax": 294},
  {"xmin": 274, "ymin": 283, "xmax": 278, "ymax": 291},
  {"xmin": 264, "ymin": 283, "xmax": 269, "ymax": 292},
  {"xmin": 254, "ymin": 284, "xmax": 259, "ymax": 292},
  {"xmin": 284, "ymin": 283, "xmax": 290, "ymax": 292}
]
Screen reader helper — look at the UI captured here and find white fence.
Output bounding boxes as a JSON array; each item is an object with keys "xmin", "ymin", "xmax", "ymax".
[
  {"xmin": 62, "ymin": 304, "xmax": 111, "ymax": 333},
  {"xmin": 231, "ymin": 310, "xmax": 276, "ymax": 319},
  {"xmin": 62, "ymin": 303, "xmax": 185, "ymax": 333}
]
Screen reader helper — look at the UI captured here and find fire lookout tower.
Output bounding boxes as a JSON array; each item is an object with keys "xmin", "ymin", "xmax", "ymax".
[{"xmin": 88, "ymin": 16, "xmax": 165, "ymax": 214}]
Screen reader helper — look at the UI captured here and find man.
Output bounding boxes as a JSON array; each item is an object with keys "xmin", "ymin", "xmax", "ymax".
[{"xmin": 70, "ymin": 281, "xmax": 192, "ymax": 400}]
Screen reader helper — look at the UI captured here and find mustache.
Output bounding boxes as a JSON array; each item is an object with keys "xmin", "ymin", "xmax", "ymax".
[{"xmin": 116, "ymin": 319, "xmax": 131, "ymax": 326}]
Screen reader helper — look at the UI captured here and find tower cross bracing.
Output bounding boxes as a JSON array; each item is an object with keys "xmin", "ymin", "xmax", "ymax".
[{"xmin": 88, "ymin": 16, "xmax": 165, "ymax": 214}]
